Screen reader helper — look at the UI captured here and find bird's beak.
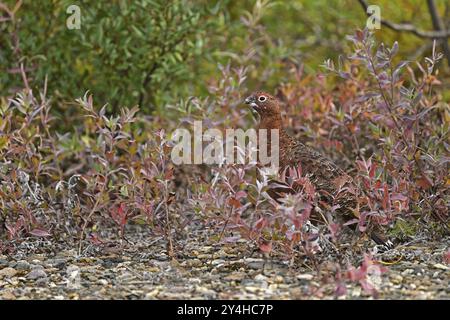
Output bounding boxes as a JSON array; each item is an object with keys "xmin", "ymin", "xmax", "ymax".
[
  {"xmin": 244, "ymin": 96, "xmax": 255, "ymax": 105},
  {"xmin": 245, "ymin": 96, "xmax": 259, "ymax": 118}
]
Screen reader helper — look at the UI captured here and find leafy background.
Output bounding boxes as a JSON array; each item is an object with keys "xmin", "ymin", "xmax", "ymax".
[{"xmin": 1, "ymin": 0, "xmax": 449, "ymax": 112}]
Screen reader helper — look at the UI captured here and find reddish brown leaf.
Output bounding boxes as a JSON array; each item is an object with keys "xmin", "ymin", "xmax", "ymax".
[
  {"xmin": 254, "ymin": 217, "xmax": 266, "ymax": 230},
  {"xmin": 259, "ymin": 241, "xmax": 272, "ymax": 253},
  {"xmin": 227, "ymin": 197, "xmax": 241, "ymax": 209},
  {"xmin": 369, "ymin": 162, "xmax": 377, "ymax": 178},
  {"xmin": 234, "ymin": 190, "xmax": 247, "ymax": 200},
  {"xmin": 444, "ymin": 249, "xmax": 450, "ymax": 265},
  {"xmin": 416, "ymin": 175, "xmax": 433, "ymax": 190}
]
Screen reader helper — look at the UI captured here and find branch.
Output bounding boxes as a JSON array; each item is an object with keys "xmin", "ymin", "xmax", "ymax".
[
  {"xmin": 427, "ymin": 0, "xmax": 450, "ymax": 66},
  {"xmin": 358, "ymin": 0, "xmax": 450, "ymax": 39},
  {"xmin": 138, "ymin": 61, "xmax": 160, "ymax": 110}
]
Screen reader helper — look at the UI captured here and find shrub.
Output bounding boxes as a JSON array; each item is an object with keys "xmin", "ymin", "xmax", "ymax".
[{"xmin": 0, "ymin": 0, "xmax": 210, "ymax": 112}]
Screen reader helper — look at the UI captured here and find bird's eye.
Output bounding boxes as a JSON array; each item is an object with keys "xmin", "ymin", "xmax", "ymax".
[{"xmin": 258, "ymin": 96, "xmax": 267, "ymax": 102}]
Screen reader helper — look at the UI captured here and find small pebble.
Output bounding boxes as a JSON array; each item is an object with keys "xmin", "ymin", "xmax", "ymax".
[
  {"xmin": 27, "ymin": 269, "xmax": 47, "ymax": 280},
  {"xmin": 0, "ymin": 267, "xmax": 18, "ymax": 279}
]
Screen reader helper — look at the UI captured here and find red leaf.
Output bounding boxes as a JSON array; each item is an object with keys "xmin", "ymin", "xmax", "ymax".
[
  {"xmin": 259, "ymin": 241, "xmax": 272, "ymax": 253},
  {"xmin": 234, "ymin": 190, "xmax": 247, "ymax": 200},
  {"xmin": 111, "ymin": 203, "xmax": 128, "ymax": 227},
  {"xmin": 164, "ymin": 167, "xmax": 174, "ymax": 180},
  {"xmin": 369, "ymin": 162, "xmax": 377, "ymax": 178},
  {"xmin": 254, "ymin": 218, "xmax": 266, "ymax": 230},
  {"xmin": 227, "ymin": 197, "xmax": 241, "ymax": 209},
  {"xmin": 89, "ymin": 233, "xmax": 103, "ymax": 245},
  {"xmin": 416, "ymin": 175, "xmax": 433, "ymax": 190},
  {"xmin": 391, "ymin": 194, "xmax": 408, "ymax": 201},
  {"xmin": 444, "ymin": 249, "xmax": 450, "ymax": 265}
]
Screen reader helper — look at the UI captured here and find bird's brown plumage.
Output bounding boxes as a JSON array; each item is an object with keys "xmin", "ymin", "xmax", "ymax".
[{"xmin": 245, "ymin": 91, "xmax": 389, "ymax": 246}]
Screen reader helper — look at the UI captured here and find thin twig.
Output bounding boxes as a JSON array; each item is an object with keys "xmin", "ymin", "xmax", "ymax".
[
  {"xmin": 358, "ymin": 0, "xmax": 450, "ymax": 39},
  {"xmin": 426, "ymin": 0, "xmax": 450, "ymax": 66}
]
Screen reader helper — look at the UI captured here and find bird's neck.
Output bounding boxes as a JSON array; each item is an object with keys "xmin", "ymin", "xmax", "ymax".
[
  {"xmin": 258, "ymin": 114, "xmax": 298, "ymax": 150},
  {"xmin": 257, "ymin": 114, "xmax": 294, "ymax": 153},
  {"xmin": 258, "ymin": 114, "xmax": 282, "ymax": 130}
]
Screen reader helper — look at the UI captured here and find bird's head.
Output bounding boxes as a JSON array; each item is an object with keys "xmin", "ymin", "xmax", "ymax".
[{"xmin": 244, "ymin": 91, "xmax": 281, "ymax": 118}]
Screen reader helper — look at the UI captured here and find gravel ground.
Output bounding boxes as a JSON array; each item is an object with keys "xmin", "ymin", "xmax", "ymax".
[{"xmin": 0, "ymin": 225, "xmax": 448, "ymax": 300}]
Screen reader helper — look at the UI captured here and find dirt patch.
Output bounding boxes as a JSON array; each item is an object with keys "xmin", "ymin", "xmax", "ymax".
[{"xmin": 0, "ymin": 225, "xmax": 448, "ymax": 300}]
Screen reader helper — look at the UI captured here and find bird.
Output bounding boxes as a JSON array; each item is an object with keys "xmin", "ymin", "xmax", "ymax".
[{"xmin": 244, "ymin": 91, "xmax": 391, "ymax": 248}]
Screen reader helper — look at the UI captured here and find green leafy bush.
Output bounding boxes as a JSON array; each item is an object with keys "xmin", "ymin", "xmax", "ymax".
[{"xmin": 0, "ymin": 0, "xmax": 210, "ymax": 112}]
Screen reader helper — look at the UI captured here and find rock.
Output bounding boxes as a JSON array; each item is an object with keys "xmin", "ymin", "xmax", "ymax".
[
  {"xmin": 351, "ymin": 287, "xmax": 362, "ymax": 297},
  {"xmin": 86, "ymin": 275, "xmax": 97, "ymax": 282},
  {"xmin": 155, "ymin": 253, "xmax": 169, "ymax": 261},
  {"xmin": 182, "ymin": 259, "xmax": 203, "ymax": 268},
  {"xmin": 254, "ymin": 274, "xmax": 267, "ymax": 281},
  {"xmin": 297, "ymin": 274, "xmax": 314, "ymax": 280},
  {"xmin": 15, "ymin": 260, "xmax": 31, "ymax": 271},
  {"xmin": 144, "ymin": 289, "xmax": 160, "ymax": 299},
  {"xmin": 246, "ymin": 258, "xmax": 265, "ymax": 270},
  {"xmin": 401, "ymin": 269, "xmax": 414, "ymax": 276},
  {"xmin": 36, "ymin": 277, "xmax": 49, "ymax": 286},
  {"xmin": 1, "ymin": 291, "xmax": 16, "ymax": 300},
  {"xmin": 60, "ymin": 250, "xmax": 77, "ymax": 257},
  {"xmin": 47, "ymin": 258, "xmax": 67, "ymax": 269},
  {"xmin": 268, "ymin": 284, "xmax": 278, "ymax": 290},
  {"xmin": 211, "ymin": 259, "xmax": 225, "ymax": 266},
  {"xmin": 188, "ymin": 278, "xmax": 202, "ymax": 284},
  {"xmin": 189, "ymin": 259, "xmax": 203, "ymax": 267},
  {"xmin": 0, "ymin": 258, "xmax": 8, "ymax": 268},
  {"xmin": 213, "ymin": 250, "xmax": 227, "ymax": 259},
  {"xmin": 245, "ymin": 286, "xmax": 261, "ymax": 293},
  {"xmin": 147, "ymin": 267, "xmax": 159, "ymax": 273},
  {"xmin": 195, "ymin": 286, "xmax": 217, "ymax": 297},
  {"xmin": 32, "ymin": 263, "xmax": 44, "ymax": 270},
  {"xmin": 68, "ymin": 293, "xmax": 79, "ymax": 300},
  {"xmin": 201, "ymin": 246, "xmax": 213, "ymax": 253},
  {"xmin": 31, "ymin": 259, "xmax": 43, "ymax": 265},
  {"xmin": 0, "ymin": 267, "xmax": 18, "ymax": 279},
  {"xmin": 274, "ymin": 275, "xmax": 284, "ymax": 283},
  {"xmin": 28, "ymin": 254, "xmax": 45, "ymax": 262},
  {"xmin": 433, "ymin": 263, "xmax": 449, "ymax": 270},
  {"xmin": 78, "ymin": 257, "xmax": 95, "ymax": 264},
  {"xmin": 391, "ymin": 275, "xmax": 403, "ymax": 284},
  {"xmin": 190, "ymin": 250, "xmax": 199, "ymax": 257},
  {"xmin": 27, "ymin": 269, "xmax": 47, "ymax": 280},
  {"xmin": 67, "ymin": 265, "xmax": 81, "ymax": 273},
  {"xmin": 223, "ymin": 272, "xmax": 246, "ymax": 281}
]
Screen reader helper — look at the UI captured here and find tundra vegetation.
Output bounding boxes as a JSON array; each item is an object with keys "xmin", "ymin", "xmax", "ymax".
[{"xmin": 0, "ymin": 0, "xmax": 449, "ymax": 299}]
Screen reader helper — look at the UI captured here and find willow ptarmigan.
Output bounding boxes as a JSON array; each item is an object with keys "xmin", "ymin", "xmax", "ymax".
[{"xmin": 244, "ymin": 91, "xmax": 391, "ymax": 247}]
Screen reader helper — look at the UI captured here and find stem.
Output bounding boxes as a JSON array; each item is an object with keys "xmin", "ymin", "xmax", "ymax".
[
  {"xmin": 78, "ymin": 181, "xmax": 106, "ymax": 256},
  {"xmin": 164, "ymin": 181, "xmax": 174, "ymax": 258}
]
